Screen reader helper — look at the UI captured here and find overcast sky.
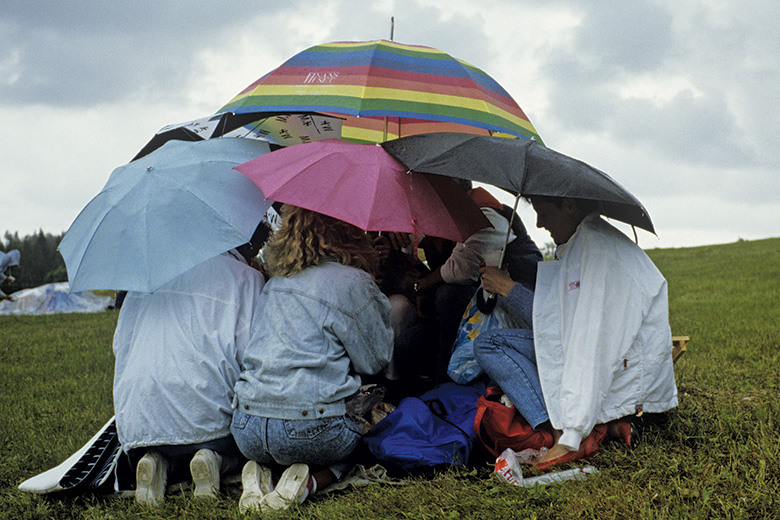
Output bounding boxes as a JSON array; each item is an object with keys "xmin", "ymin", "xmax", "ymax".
[{"xmin": 2, "ymin": 0, "xmax": 778, "ymax": 251}]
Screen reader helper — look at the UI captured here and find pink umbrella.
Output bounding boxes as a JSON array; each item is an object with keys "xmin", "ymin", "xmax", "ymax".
[{"xmin": 234, "ymin": 139, "xmax": 490, "ymax": 242}]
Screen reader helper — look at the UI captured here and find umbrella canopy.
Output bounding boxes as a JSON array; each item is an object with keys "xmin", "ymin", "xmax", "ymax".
[
  {"xmin": 334, "ymin": 115, "xmax": 503, "ymax": 145},
  {"xmin": 59, "ymin": 138, "xmax": 274, "ymax": 293},
  {"xmin": 382, "ymin": 132, "xmax": 655, "ymax": 233},
  {"xmin": 218, "ymin": 39, "xmax": 543, "ymax": 143},
  {"xmin": 234, "ymin": 139, "xmax": 490, "ymax": 242},
  {"xmin": 131, "ymin": 112, "xmax": 343, "ymax": 161}
]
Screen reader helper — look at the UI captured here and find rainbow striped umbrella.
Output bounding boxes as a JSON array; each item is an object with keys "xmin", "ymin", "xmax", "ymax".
[{"xmin": 218, "ymin": 40, "xmax": 543, "ymax": 144}]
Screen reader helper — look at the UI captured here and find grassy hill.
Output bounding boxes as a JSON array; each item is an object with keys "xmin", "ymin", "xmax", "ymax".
[{"xmin": 1, "ymin": 238, "xmax": 778, "ymax": 519}]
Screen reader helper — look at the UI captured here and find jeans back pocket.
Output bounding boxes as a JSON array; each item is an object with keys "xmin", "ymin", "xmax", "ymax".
[{"xmin": 231, "ymin": 409, "xmax": 250, "ymax": 430}]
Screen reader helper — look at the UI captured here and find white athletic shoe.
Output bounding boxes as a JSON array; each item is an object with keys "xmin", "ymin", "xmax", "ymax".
[
  {"xmin": 190, "ymin": 449, "xmax": 222, "ymax": 499},
  {"xmin": 259, "ymin": 463, "xmax": 310, "ymax": 512},
  {"xmin": 135, "ymin": 451, "xmax": 168, "ymax": 507},
  {"xmin": 238, "ymin": 460, "xmax": 274, "ymax": 513}
]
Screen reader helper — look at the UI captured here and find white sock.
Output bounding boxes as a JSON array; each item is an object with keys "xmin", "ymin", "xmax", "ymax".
[{"xmin": 299, "ymin": 475, "xmax": 317, "ymax": 503}]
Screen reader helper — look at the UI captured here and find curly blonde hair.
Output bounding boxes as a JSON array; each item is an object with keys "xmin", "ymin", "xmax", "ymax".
[{"xmin": 264, "ymin": 205, "xmax": 378, "ymax": 278}]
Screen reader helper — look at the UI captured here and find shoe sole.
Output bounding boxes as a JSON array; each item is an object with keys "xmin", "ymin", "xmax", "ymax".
[
  {"xmin": 239, "ymin": 461, "xmax": 273, "ymax": 513},
  {"xmin": 260, "ymin": 463, "xmax": 309, "ymax": 512},
  {"xmin": 190, "ymin": 450, "xmax": 220, "ymax": 498},
  {"xmin": 135, "ymin": 454, "xmax": 166, "ymax": 506}
]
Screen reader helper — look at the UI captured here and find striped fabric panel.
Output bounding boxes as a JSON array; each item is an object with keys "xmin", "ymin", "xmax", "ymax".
[
  {"xmin": 234, "ymin": 65, "xmax": 520, "ymax": 114},
  {"xmin": 335, "ymin": 116, "xmax": 492, "ymax": 144},
  {"xmin": 218, "ymin": 40, "xmax": 542, "ymax": 142},
  {"xmin": 225, "ymin": 93, "xmax": 539, "ymax": 139},
  {"xmin": 284, "ymin": 44, "xmax": 509, "ymax": 94}
]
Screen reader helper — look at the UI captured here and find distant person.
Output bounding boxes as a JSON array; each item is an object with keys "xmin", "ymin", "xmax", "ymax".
[
  {"xmin": 232, "ymin": 205, "xmax": 393, "ymax": 514},
  {"xmin": 112, "ymin": 222, "xmax": 270, "ymax": 506},
  {"xmin": 474, "ymin": 196, "xmax": 678, "ymax": 466},
  {"xmin": 0, "ymin": 249, "xmax": 20, "ymax": 301}
]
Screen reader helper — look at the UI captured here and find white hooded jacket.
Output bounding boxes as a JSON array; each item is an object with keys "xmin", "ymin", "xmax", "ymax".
[{"xmin": 533, "ymin": 214, "xmax": 678, "ymax": 451}]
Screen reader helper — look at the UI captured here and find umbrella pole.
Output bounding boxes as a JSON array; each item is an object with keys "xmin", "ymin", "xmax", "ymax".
[
  {"xmin": 477, "ymin": 194, "xmax": 519, "ymax": 314},
  {"xmin": 497, "ymin": 194, "xmax": 520, "ymax": 269}
]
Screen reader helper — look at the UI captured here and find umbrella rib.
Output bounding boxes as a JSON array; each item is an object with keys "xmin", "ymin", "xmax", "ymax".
[
  {"xmin": 61, "ymin": 194, "xmax": 117, "ymax": 291},
  {"xmin": 64, "ymin": 139, "xmax": 275, "ymax": 293},
  {"xmin": 397, "ymin": 170, "xmax": 417, "ymax": 235}
]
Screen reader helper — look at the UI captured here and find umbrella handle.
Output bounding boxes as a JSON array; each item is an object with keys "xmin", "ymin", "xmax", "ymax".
[
  {"xmin": 496, "ymin": 194, "xmax": 521, "ymax": 268},
  {"xmin": 476, "ymin": 193, "xmax": 522, "ymax": 314},
  {"xmin": 476, "ymin": 287, "xmax": 497, "ymax": 314}
]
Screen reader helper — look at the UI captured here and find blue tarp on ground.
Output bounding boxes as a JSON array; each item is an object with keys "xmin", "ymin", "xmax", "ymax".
[{"xmin": 0, "ymin": 282, "xmax": 112, "ymax": 315}]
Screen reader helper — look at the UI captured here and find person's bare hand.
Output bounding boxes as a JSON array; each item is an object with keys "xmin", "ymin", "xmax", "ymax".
[
  {"xmin": 372, "ymin": 235, "xmax": 392, "ymax": 260},
  {"xmin": 479, "ymin": 265, "xmax": 516, "ymax": 297},
  {"xmin": 387, "ymin": 232, "xmax": 411, "ymax": 250}
]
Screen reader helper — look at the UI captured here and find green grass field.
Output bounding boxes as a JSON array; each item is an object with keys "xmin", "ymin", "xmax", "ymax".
[{"xmin": 1, "ymin": 238, "xmax": 778, "ymax": 519}]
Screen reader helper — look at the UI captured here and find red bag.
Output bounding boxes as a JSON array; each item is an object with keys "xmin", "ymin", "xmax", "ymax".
[
  {"xmin": 476, "ymin": 388, "xmax": 630, "ymax": 470},
  {"xmin": 474, "ymin": 386, "xmax": 554, "ymax": 457}
]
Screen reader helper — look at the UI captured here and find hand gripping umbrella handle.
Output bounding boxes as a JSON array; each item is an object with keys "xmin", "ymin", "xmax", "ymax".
[
  {"xmin": 476, "ymin": 286, "xmax": 498, "ymax": 313},
  {"xmin": 477, "ymin": 195, "xmax": 519, "ymax": 314}
]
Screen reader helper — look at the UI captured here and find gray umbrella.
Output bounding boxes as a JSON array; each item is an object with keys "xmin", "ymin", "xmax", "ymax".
[{"xmin": 382, "ymin": 132, "xmax": 655, "ymax": 233}]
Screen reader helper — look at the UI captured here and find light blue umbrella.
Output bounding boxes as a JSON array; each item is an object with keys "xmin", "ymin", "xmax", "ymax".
[{"xmin": 59, "ymin": 138, "xmax": 273, "ymax": 293}]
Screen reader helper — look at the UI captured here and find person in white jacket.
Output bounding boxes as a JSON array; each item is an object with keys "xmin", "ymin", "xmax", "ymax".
[
  {"xmin": 113, "ymin": 222, "xmax": 270, "ymax": 506},
  {"xmin": 475, "ymin": 196, "xmax": 678, "ymax": 465}
]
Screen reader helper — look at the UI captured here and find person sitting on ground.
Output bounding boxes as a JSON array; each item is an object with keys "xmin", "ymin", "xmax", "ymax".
[
  {"xmin": 368, "ymin": 230, "xmax": 430, "ymax": 397},
  {"xmin": 112, "ymin": 221, "xmax": 270, "ymax": 506},
  {"xmin": 232, "ymin": 205, "xmax": 393, "ymax": 514},
  {"xmin": 371, "ymin": 231, "xmax": 423, "ymax": 342},
  {"xmin": 396, "ymin": 181, "xmax": 541, "ymax": 385},
  {"xmin": 474, "ymin": 196, "xmax": 678, "ymax": 466}
]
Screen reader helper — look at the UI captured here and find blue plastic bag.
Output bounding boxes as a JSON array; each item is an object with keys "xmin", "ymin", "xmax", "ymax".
[
  {"xmin": 362, "ymin": 381, "xmax": 487, "ymax": 473},
  {"xmin": 447, "ymin": 293, "xmax": 503, "ymax": 384}
]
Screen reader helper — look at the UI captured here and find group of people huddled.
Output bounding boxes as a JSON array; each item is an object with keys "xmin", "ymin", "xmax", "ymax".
[{"xmin": 113, "ymin": 179, "xmax": 677, "ymax": 511}]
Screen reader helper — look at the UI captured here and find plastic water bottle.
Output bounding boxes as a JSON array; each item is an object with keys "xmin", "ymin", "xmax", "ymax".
[
  {"xmin": 519, "ymin": 466, "xmax": 598, "ymax": 487},
  {"xmin": 494, "ymin": 448, "xmax": 597, "ymax": 487}
]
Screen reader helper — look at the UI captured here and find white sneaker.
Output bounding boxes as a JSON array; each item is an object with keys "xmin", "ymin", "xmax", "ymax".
[
  {"xmin": 190, "ymin": 449, "xmax": 222, "ymax": 498},
  {"xmin": 259, "ymin": 463, "xmax": 310, "ymax": 512},
  {"xmin": 238, "ymin": 460, "xmax": 274, "ymax": 513},
  {"xmin": 135, "ymin": 451, "xmax": 168, "ymax": 507}
]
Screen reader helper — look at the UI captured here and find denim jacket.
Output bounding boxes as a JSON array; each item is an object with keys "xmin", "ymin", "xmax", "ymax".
[{"xmin": 234, "ymin": 259, "xmax": 393, "ymax": 420}]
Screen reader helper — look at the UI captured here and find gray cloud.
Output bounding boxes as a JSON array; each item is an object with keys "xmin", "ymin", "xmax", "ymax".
[
  {"xmin": 610, "ymin": 90, "xmax": 754, "ymax": 167},
  {"xmin": 536, "ymin": 1, "xmax": 770, "ymax": 175},
  {"xmin": 571, "ymin": 2, "xmax": 674, "ymax": 75},
  {"xmin": 1, "ymin": 0, "xmax": 779, "ymax": 246},
  {"xmin": 0, "ymin": 1, "xmax": 287, "ymax": 106}
]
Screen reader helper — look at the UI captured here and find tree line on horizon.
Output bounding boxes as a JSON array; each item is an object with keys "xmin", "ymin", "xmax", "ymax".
[
  {"xmin": 1, "ymin": 230, "xmax": 68, "ymax": 294},
  {"xmin": 0, "ymin": 227, "xmax": 560, "ymax": 297}
]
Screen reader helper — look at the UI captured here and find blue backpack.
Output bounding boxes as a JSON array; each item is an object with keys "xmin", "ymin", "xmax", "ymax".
[{"xmin": 361, "ymin": 381, "xmax": 487, "ymax": 473}]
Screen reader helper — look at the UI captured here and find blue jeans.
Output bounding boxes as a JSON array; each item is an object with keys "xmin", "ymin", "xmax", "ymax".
[
  {"xmin": 473, "ymin": 328, "xmax": 549, "ymax": 429},
  {"xmin": 230, "ymin": 411, "xmax": 362, "ymax": 479}
]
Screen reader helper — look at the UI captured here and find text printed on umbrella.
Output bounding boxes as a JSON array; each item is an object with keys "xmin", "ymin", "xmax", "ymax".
[{"xmin": 304, "ymin": 72, "xmax": 340, "ymax": 84}]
